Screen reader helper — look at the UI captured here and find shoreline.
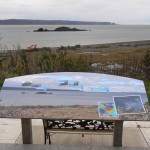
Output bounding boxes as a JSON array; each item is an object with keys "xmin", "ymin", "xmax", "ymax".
[
  {"xmin": 70, "ymin": 39, "xmax": 150, "ymax": 53},
  {"xmin": 0, "ymin": 39, "xmax": 150, "ymax": 53},
  {"xmin": 33, "ymin": 39, "xmax": 150, "ymax": 53},
  {"xmin": 0, "ymin": 40, "xmax": 150, "ymax": 59}
]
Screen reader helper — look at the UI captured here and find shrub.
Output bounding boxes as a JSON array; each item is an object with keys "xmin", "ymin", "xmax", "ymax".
[{"xmin": 143, "ymin": 50, "xmax": 150, "ymax": 80}]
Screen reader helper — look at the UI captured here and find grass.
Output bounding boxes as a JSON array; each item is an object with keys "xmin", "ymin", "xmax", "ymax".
[
  {"xmin": 0, "ymin": 45, "xmax": 150, "ymax": 102},
  {"xmin": 144, "ymin": 79, "xmax": 150, "ymax": 103}
]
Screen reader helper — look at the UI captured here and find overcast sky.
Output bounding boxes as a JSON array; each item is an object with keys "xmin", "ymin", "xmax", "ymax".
[{"xmin": 0, "ymin": 0, "xmax": 150, "ymax": 24}]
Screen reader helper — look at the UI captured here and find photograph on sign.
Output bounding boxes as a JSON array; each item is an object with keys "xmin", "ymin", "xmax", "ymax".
[{"xmin": 113, "ymin": 95, "xmax": 146, "ymax": 114}]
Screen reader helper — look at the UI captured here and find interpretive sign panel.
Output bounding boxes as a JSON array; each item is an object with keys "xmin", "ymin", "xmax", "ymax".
[{"xmin": 0, "ymin": 72, "xmax": 149, "ymax": 120}]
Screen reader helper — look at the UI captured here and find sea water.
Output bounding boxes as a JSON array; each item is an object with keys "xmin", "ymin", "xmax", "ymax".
[{"xmin": 0, "ymin": 25, "xmax": 150, "ymax": 50}]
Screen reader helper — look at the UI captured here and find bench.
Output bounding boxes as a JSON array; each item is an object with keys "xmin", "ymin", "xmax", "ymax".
[{"xmin": 43, "ymin": 119, "xmax": 114, "ymax": 144}]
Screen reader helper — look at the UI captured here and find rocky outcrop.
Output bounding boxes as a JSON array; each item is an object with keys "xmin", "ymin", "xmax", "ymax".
[
  {"xmin": 54, "ymin": 26, "xmax": 87, "ymax": 31},
  {"xmin": 33, "ymin": 28, "xmax": 50, "ymax": 32},
  {"xmin": 33, "ymin": 26, "xmax": 87, "ymax": 32}
]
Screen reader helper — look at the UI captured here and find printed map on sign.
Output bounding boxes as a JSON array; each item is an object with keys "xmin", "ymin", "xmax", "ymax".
[{"xmin": 98, "ymin": 102, "xmax": 118, "ymax": 117}]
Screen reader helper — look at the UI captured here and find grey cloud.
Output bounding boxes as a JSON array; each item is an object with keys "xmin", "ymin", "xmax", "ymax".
[{"xmin": 0, "ymin": 0, "xmax": 150, "ymax": 24}]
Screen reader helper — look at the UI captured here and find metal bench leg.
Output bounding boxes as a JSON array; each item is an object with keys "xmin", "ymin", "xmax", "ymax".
[
  {"xmin": 48, "ymin": 133, "xmax": 51, "ymax": 144},
  {"xmin": 44, "ymin": 132, "xmax": 51, "ymax": 144},
  {"xmin": 44, "ymin": 131, "xmax": 49, "ymax": 144},
  {"xmin": 44, "ymin": 132, "xmax": 46, "ymax": 144}
]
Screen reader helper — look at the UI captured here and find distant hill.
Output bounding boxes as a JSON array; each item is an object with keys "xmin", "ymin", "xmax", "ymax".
[{"xmin": 0, "ymin": 19, "xmax": 116, "ymax": 25}]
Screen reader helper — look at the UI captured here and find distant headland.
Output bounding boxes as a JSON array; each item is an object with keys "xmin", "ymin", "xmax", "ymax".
[
  {"xmin": 33, "ymin": 27, "xmax": 88, "ymax": 32},
  {"xmin": 0, "ymin": 19, "xmax": 116, "ymax": 25}
]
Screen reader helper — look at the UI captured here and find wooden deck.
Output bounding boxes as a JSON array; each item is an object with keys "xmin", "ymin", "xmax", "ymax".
[{"xmin": 16, "ymin": 125, "xmax": 148, "ymax": 147}]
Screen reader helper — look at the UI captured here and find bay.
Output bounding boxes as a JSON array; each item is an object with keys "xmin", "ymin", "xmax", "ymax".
[{"xmin": 0, "ymin": 25, "xmax": 150, "ymax": 50}]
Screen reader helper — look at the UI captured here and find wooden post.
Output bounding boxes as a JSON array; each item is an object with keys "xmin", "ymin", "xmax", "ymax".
[
  {"xmin": 21, "ymin": 118, "xmax": 33, "ymax": 144},
  {"xmin": 113, "ymin": 120, "xmax": 124, "ymax": 147}
]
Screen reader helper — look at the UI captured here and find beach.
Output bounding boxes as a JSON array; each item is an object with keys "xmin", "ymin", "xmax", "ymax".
[
  {"xmin": 1, "ymin": 39, "xmax": 150, "ymax": 57},
  {"xmin": 53, "ymin": 40, "xmax": 150, "ymax": 54}
]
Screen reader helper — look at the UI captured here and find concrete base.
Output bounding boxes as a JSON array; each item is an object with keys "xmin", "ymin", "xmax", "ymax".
[
  {"xmin": 0, "ymin": 144, "xmax": 150, "ymax": 150},
  {"xmin": 0, "ymin": 119, "xmax": 150, "ymax": 148},
  {"xmin": 0, "ymin": 119, "xmax": 21, "ymax": 144}
]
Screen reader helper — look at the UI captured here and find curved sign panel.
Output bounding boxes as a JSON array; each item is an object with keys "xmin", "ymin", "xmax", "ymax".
[{"xmin": 0, "ymin": 72, "xmax": 149, "ymax": 120}]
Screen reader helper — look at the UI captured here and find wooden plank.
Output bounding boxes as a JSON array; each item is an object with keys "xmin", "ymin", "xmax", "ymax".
[
  {"xmin": 21, "ymin": 119, "xmax": 33, "ymax": 144},
  {"xmin": 113, "ymin": 120, "xmax": 124, "ymax": 147},
  {"xmin": 46, "ymin": 130, "xmax": 113, "ymax": 135}
]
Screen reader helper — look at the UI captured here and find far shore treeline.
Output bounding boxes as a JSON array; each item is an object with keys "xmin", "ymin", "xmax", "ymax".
[
  {"xmin": 0, "ymin": 42, "xmax": 150, "ymax": 102},
  {"xmin": 0, "ymin": 19, "xmax": 116, "ymax": 25}
]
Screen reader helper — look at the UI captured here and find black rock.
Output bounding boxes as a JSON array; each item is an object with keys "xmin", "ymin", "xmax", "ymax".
[
  {"xmin": 33, "ymin": 26, "xmax": 87, "ymax": 32},
  {"xmin": 34, "ymin": 28, "xmax": 50, "ymax": 32},
  {"xmin": 54, "ymin": 26, "xmax": 87, "ymax": 31}
]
